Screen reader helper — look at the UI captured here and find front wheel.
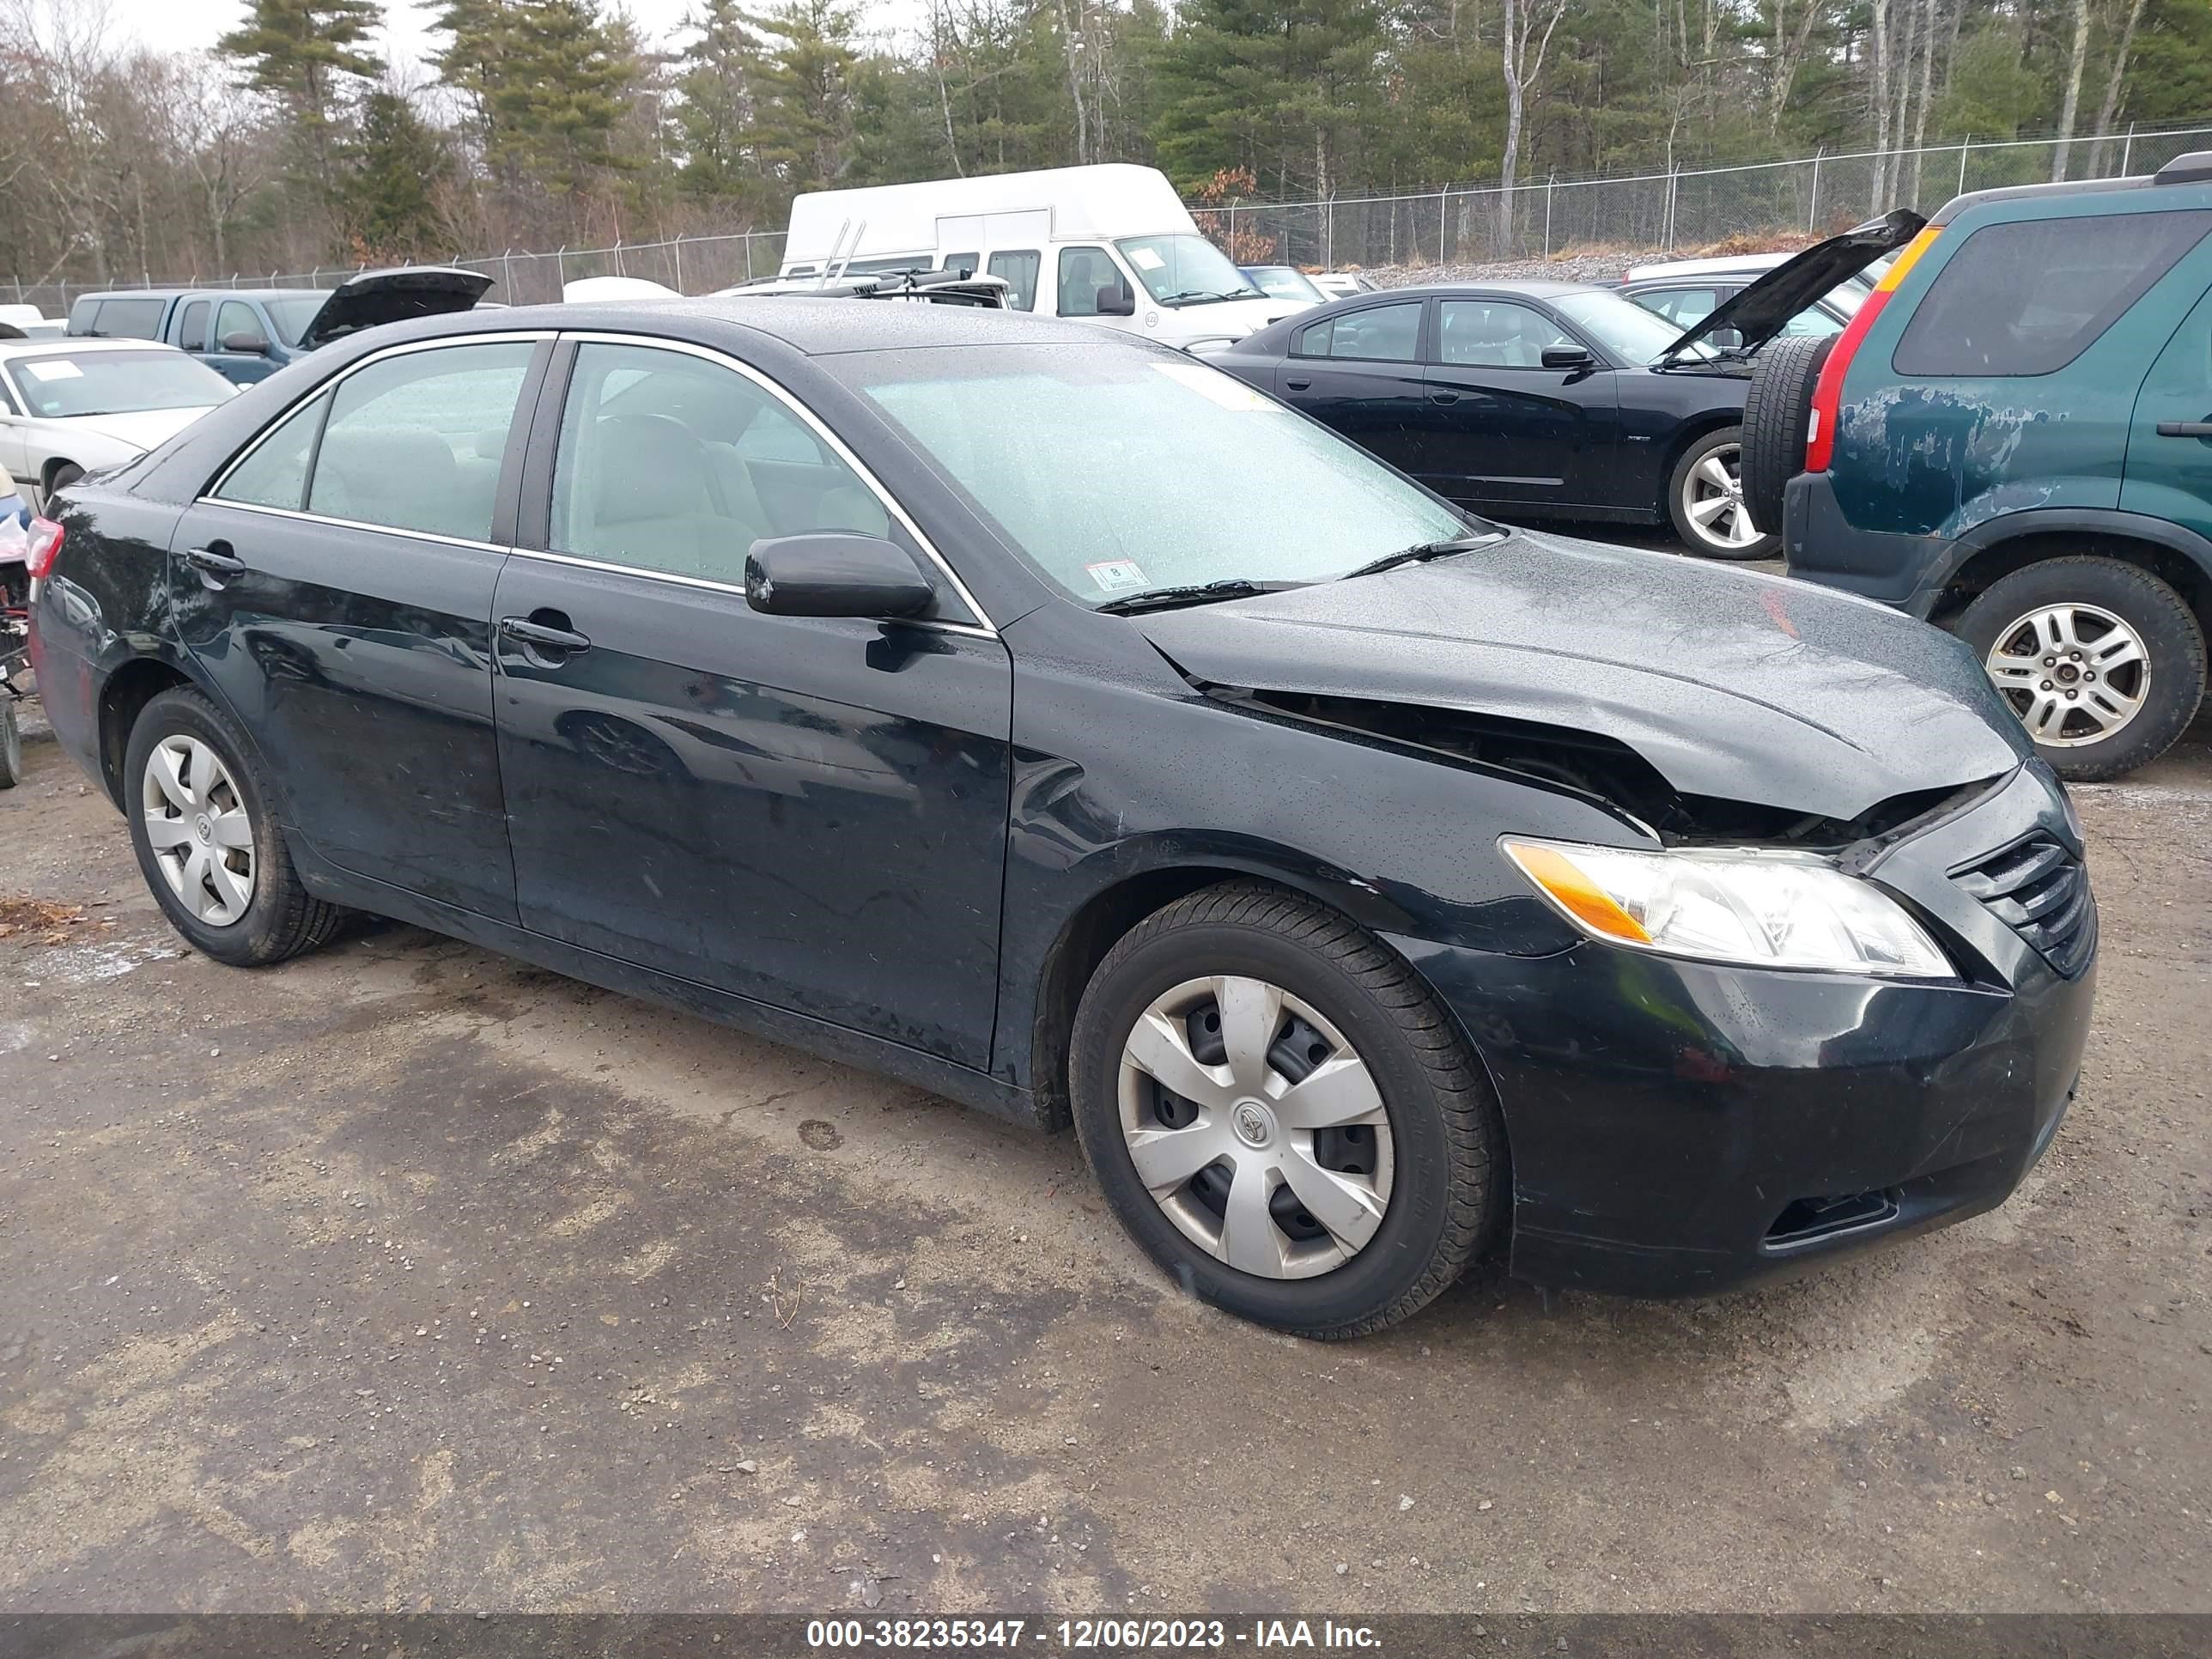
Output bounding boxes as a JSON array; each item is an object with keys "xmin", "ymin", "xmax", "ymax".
[
  {"xmin": 1955, "ymin": 556, "xmax": 2207, "ymax": 781},
  {"xmin": 1667, "ymin": 427, "xmax": 1778, "ymax": 560},
  {"xmin": 1069, "ymin": 882, "xmax": 1506, "ymax": 1340}
]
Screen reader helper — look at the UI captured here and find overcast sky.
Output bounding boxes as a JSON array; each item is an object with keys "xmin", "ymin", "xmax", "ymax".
[{"xmin": 99, "ymin": 0, "xmax": 918, "ymax": 75}]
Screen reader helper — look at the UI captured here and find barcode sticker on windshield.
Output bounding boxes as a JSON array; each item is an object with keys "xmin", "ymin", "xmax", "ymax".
[
  {"xmin": 1085, "ymin": 560, "xmax": 1148, "ymax": 592},
  {"xmin": 1128, "ymin": 248, "xmax": 1164, "ymax": 270},
  {"xmin": 23, "ymin": 360, "xmax": 82, "ymax": 380}
]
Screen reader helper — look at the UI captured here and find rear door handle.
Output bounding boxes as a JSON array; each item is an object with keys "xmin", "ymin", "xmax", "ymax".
[
  {"xmin": 1429, "ymin": 391, "xmax": 1462, "ymax": 404},
  {"xmin": 184, "ymin": 544, "xmax": 245, "ymax": 579},
  {"xmin": 1284, "ymin": 378, "xmax": 1311, "ymax": 391},
  {"xmin": 2155, "ymin": 418, "xmax": 2212, "ymax": 437},
  {"xmin": 498, "ymin": 614, "xmax": 592, "ymax": 655}
]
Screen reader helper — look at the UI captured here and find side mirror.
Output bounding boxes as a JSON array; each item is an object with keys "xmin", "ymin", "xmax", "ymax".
[
  {"xmin": 221, "ymin": 330, "xmax": 270, "ymax": 355},
  {"xmin": 1540, "ymin": 345, "xmax": 1595, "ymax": 371},
  {"xmin": 744, "ymin": 533, "xmax": 936, "ymax": 620},
  {"xmin": 1097, "ymin": 283, "xmax": 1137, "ymax": 318}
]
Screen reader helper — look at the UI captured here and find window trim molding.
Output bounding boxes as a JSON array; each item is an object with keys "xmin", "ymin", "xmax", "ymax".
[{"xmin": 551, "ymin": 329, "xmax": 996, "ymax": 633}]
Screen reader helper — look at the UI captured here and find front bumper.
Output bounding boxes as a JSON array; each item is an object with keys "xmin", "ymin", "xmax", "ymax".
[
  {"xmin": 1782, "ymin": 471, "xmax": 1957, "ymax": 618},
  {"xmin": 1392, "ymin": 763, "xmax": 2095, "ymax": 1297}
]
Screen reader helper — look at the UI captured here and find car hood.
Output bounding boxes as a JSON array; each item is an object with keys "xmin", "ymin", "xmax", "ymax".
[
  {"xmin": 1660, "ymin": 209, "xmax": 1925, "ymax": 360},
  {"xmin": 1130, "ymin": 528, "xmax": 2028, "ymax": 823},
  {"xmin": 299, "ymin": 266, "xmax": 493, "ymax": 349},
  {"xmin": 60, "ymin": 406, "xmax": 217, "ymax": 451},
  {"xmin": 1173, "ymin": 295, "xmax": 1311, "ymax": 336}
]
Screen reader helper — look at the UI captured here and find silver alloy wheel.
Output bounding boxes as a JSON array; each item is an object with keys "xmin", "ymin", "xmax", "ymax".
[
  {"xmin": 1982, "ymin": 602, "xmax": 2150, "ymax": 747},
  {"xmin": 1116, "ymin": 975, "xmax": 1395, "ymax": 1280},
  {"xmin": 142, "ymin": 734, "xmax": 256, "ymax": 927},
  {"xmin": 1680, "ymin": 441, "xmax": 1764, "ymax": 551}
]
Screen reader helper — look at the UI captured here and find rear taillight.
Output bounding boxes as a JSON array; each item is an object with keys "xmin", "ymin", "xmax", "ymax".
[
  {"xmin": 1804, "ymin": 225, "xmax": 1942, "ymax": 474},
  {"xmin": 24, "ymin": 515, "xmax": 63, "ymax": 580}
]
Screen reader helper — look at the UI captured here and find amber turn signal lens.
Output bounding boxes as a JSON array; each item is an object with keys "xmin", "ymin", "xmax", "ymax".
[{"xmin": 1502, "ymin": 839, "xmax": 1652, "ymax": 945}]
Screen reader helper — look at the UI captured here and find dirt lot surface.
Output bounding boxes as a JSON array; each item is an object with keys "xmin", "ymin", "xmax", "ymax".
[{"xmin": 3, "ymin": 682, "xmax": 2209, "ymax": 1618}]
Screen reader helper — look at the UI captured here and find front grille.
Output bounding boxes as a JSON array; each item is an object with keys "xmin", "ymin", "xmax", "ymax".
[{"xmin": 1952, "ymin": 834, "xmax": 2096, "ymax": 978}]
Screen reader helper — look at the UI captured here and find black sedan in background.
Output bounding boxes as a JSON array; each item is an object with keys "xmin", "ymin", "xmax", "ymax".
[
  {"xmin": 27, "ymin": 300, "xmax": 2090, "ymax": 1337},
  {"xmin": 1216, "ymin": 278, "xmax": 1771, "ymax": 557}
]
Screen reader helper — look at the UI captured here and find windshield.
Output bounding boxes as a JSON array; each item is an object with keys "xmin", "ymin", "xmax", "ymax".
[
  {"xmin": 6, "ymin": 349, "xmax": 232, "ymax": 417},
  {"xmin": 842, "ymin": 345, "xmax": 1473, "ymax": 605},
  {"xmin": 264, "ymin": 295, "xmax": 331, "ymax": 346},
  {"xmin": 1552, "ymin": 289, "xmax": 1716, "ymax": 362},
  {"xmin": 1243, "ymin": 266, "xmax": 1324, "ymax": 304},
  {"xmin": 1115, "ymin": 235, "xmax": 1263, "ymax": 306}
]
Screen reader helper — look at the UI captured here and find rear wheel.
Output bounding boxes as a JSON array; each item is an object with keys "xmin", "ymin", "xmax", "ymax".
[
  {"xmin": 1954, "ymin": 556, "xmax": 2207, "ymax": 781},
  {"xmin": 1667, "ymin": 427, "xmax": 1775, "ymax": 559},
  {"xmin": 1741, "ymin": 333, "xmax": 1832, "ymax": 537},
  {"xmin": 123, "ymin": 686, "xmax": 349, "ymax": 965},
  {"xmin": 0, "ymin": 702, "xmax": 20, "ymax": 788},
  {"xmin": 1069, "ymin": 881, "xmax": 1506, "ymax": 1340}
]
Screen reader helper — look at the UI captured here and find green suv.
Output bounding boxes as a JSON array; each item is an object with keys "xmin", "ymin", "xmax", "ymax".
[{"xmin": 1748, "ymin": 151, "xmax": 2212, "ymax": 779}]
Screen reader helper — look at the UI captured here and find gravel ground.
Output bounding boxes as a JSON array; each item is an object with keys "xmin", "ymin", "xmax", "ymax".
[{"xmin": 3, "ymin": 629, "xmax": 2209, "ymax": 1615}]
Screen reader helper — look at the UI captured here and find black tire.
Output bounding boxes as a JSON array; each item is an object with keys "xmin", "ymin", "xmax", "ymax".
[
  {"xmin": 122, "ymin": 685, "xmax": 349, "ymax": 965},
  {"xmin": 1068, "ymin": 880, "xmax": 1507, "ymax": 1340},
  {"xmin": 1666, "ymin": 425, "xmax": 1778, "ymax": 560},
  {"xmin": 0, "ymin": 701, "xmax": 20, "ymax": 788},
  {"xmin": 1741, "ymin": 332, "xmax": 1832, "ymax": 537},
  {"xmin": 43, "ymin": 462, "xmax": 82, "ymax": 507},
  {"xmin": 1953, "ymin": 557, "xmax": 2207, "ymax": 782}
]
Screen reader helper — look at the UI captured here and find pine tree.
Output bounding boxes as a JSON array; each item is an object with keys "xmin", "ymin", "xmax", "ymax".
[
  {"xmin": 344, "ymin": 88, "xmax": 454, "ymax": 258},
  {"xmin": 675, "ymin": 0, "xmax": 766, "ymax": 202},
  {"xmin": 491, "ymin": 0, "xmax": 643, "ymax": 198},
  {"xmin": 217, "ymin": 0, "xmax": 381, "ymax": 204},
  {"xmin": 744, "ymin": 0, "xmax": 860, "ymax": 193}
]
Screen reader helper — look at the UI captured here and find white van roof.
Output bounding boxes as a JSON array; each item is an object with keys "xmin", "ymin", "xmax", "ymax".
[{"xmin": 783, "ymin": 164, "xmax": 1196, "ymax": 267}]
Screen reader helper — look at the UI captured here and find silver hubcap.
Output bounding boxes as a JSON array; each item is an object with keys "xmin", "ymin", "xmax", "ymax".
[
  {"xmin": 1681, "ymin": 442, "xmax": 1763, "ymax": 550},
  {"xmin": 1116, "ymin": 975, "xmax": 1394, "ymax": 1280},
  {"xmin": 142, "ymin": 735, "xmax": 256, "ymax": 927},
  {"xmin": 1983, "ymin": 603, "xmax": 2149, "ymax": 747}
]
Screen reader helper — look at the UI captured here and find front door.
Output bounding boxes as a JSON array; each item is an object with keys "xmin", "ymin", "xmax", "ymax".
[
  {"xmin": 1418, "ymin": 297, "xmax": 1622, "ymax": 510},
  {"xmin": 491, "ymin": 338, "xmax": 1013, "ymax": 1069},
  {"xmin": 2124, "ymin": 278, "xmax": 2212, "ymax": 544},
  {"xmin": 205, "ymin": 299, "xmax": 283, "ymax": 386},
  {"xmin": 1274, "ymin": 298, "xmax": 1430, "ymax": 477},
  {"xmin": 171, "ymin": 336, "xmax": 544, "ymax": 921}
]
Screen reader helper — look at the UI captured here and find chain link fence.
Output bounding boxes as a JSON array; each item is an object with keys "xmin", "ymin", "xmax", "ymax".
[{"xmin": 11, "ymin": 122, "xmax": 2212, "ymax": 313}]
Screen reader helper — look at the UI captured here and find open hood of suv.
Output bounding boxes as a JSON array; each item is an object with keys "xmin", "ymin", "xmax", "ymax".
[
  {"xmin": 1658, "ymin": 209, "xmax": 1925, "ymax": 362},
  {"xmin": 299, "ymin": 267, "xmax": 494, "ymax": 349}
]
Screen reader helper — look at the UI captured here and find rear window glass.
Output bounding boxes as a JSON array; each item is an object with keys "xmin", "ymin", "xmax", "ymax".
[
  {"xmin": 91, "ymin": 298, "xmax": 165, "ymax": 340},
  {"xmin": 1893, "ymin": 210, "xmax": 2212, "ymax": 377}
]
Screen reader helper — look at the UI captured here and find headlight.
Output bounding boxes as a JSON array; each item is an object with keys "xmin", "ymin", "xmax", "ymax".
[{"xmin": 1502, "ymin": 837, "xmax": 1954, "ymax": 979}]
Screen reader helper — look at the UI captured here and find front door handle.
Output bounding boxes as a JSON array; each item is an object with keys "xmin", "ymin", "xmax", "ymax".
[
  {"xmin": 1284, "ymin": 378, "xmax": 1311, "ymax": 391},
  {"xmin": 2155, "ymin": 417, "xmax": 2212, "ymax": 437},
  {"xmin": 1430, "ymin": 391, "xmax": 1462, "ymax": 404},
  {"xmin": 498, "ymin": 613, "xmax": 592, "ymax": 655},
  {"xmin": 184, "ymin": 543, "xmax": 246, "ymax": 579}
]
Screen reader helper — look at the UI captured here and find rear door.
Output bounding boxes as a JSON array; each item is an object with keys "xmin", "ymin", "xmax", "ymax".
[
  {"xmin": 1273, "ymin": 298, "xmax": 1429, "ymax": 476},
  {"xmin": 1419, "ymin": 296, "xmax": 1622, "ymax": 509},
  {"xmin": 2124, "ymin": 276, "xmax": 2212, "ymax": 544},
  {"xmin": 171, "ymin": 334, "xmax": 550, "ymax": 920},
  {"xmin": 490, "ymin": 336, "xmax": 1013, "ymax": 1069}
]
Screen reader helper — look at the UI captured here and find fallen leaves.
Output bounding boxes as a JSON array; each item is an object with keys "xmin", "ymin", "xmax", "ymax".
[{"xmin": 0, "ymin": 895, "xmax": 88, "ymax": 944}]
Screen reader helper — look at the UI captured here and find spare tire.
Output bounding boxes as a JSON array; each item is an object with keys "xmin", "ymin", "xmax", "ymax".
[{"xmin": 1741, "ymin": 333, "xmax": 1833, "ymax": 537}]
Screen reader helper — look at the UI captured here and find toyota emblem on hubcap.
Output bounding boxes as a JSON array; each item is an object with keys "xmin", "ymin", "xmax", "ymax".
[
  {"xmin": 193, "ymin": 814, "xmax": 213, "ymax": 843},
  {"xmin": 1231, "ymin": 1100, "xmax": 1275, "ymax": 1147}
]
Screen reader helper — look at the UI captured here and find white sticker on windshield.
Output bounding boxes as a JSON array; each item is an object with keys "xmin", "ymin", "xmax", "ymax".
[
  {"xmin": 23, "ymin": 360, "xmax": 82, "ymax": 380},
  {"xmin": 1152, "ymin": 360, "xmax": 1277, "ymax": 411},
  {"xmin": 1128, "ymin": 248, "xmax": 1164, "ymax": 270},
  {"xmin": 1085, "ymin": 559, "xmax": 1148, "ymax": 592}
]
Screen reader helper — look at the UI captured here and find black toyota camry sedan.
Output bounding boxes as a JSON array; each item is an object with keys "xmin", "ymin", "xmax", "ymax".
[{"xmin": 26, "ymin": 298, "xmax": 2093, "ymax": 1338}]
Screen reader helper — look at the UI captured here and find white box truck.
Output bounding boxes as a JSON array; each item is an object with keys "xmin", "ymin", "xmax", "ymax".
[{"xmin": 769, "ymin": 163, "xmax": 1314, "ymax": 350}]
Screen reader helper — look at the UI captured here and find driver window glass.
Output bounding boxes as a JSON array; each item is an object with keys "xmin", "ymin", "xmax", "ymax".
[
  {"xmin": 1057, "ymin": 246, "xmax": 1119, "ymax": 318},
  {"xmin": 216, "ymin": 301, "xmax": 260, "ymax": 347},
  {"xmin": 1636, "ymin": 287, "xmax": 1723, "ymax": 327},
  {"xmin": 1436, "ymin": 300, "xmax": 1574, "ymax": 367},
  {"xmin": 1293, "ymin": 301, "xmax": 1421, "ymax": 363},
  {"xmin": 550, "ymin": 342, "xmax": 891, "ymax": 584}
]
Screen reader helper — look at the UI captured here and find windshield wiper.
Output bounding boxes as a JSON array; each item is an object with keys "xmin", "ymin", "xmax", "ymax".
[
  {"xmin": 1158, "ymin": 289, "xmax": 1255, "ymax": 306},
  {"xmin": 1337, "ymin": 533, "xmax": 1500, "ymax": 581},
  {"xmin": 1096, "ymin": 578, "xmax": 1299, "ymax": 616}
]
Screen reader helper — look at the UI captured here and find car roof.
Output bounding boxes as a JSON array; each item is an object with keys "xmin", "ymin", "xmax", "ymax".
[
  {"xmin": 394, "ymin": 295, "xmax": 1117, "ymax": 355},
  {"xmin": 0, "ymin": 337, "xmax": 191, "ymax": 359},
  {"xmin": 73, "ymin": 288, "xmax": 331, "ymax": 304},
  {"xmin": 1624, "ymin": 252, "xmax": 1795, "ymax": 281},
  {"xmin": 1357, "ymin": 279, "xmax": 1606, "ymax": 301}
]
